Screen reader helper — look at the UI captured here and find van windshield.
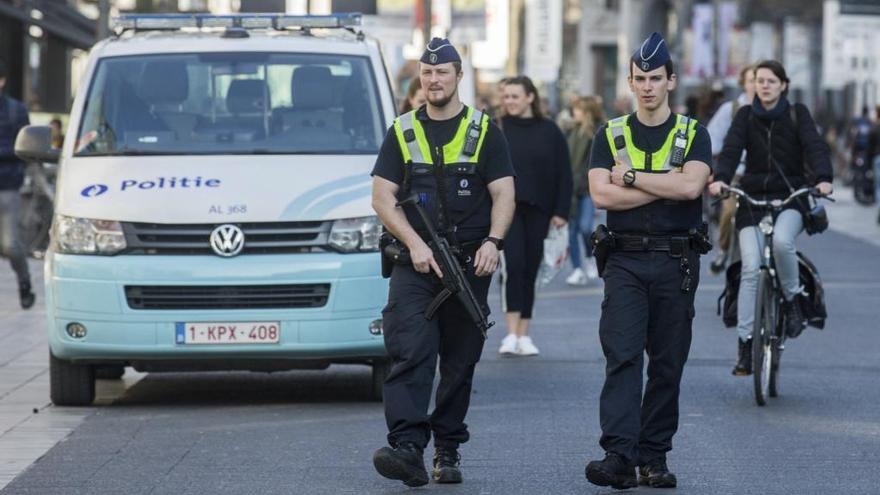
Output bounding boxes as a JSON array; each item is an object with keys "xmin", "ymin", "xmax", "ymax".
[{"xmin": 74, "ymin": 52, "xmax": 386, "ymax": 156}]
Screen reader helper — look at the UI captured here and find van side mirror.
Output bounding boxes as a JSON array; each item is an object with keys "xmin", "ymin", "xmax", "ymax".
[{"xmin": 15, "ymin": 125, "xmax": 60, "ymax": 164}]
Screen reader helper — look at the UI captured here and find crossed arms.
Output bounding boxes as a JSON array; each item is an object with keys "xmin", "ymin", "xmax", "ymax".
[{"xmin": 588, "ymin": 160, "xmax": 711, "ymax": 211}]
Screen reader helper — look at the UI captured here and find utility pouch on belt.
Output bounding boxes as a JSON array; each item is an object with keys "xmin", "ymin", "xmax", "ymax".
[
  {"xmin": 380, "ymin": 232, "xmax": 410, "ymax": 278},
  {"xmin": 590, "ymin": 224, "xmax": 615, "ymax": 277},
  {"xmin": 688, "ymin": 222, "xmax": 713, "ymax": 255}
]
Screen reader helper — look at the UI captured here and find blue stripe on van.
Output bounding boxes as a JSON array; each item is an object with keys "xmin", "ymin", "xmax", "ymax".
[
  {"xmin": 280, "ymin": 174, "xmax": 370, "ymax": 219},
  {"xmin": 302, "ymin": 185, "xmax": 372, "ymax": 218}
]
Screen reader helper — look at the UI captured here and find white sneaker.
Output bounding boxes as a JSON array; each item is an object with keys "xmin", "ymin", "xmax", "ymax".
[
  {"xmin": 516, "ymin": 336, "xmax": 540, "ymax": 356},
  {"xmin": 498, "ymin": 334, "xmax": 518, "ymax": 355},
  {"xmin": 566, "ymin": 268, "xmax": 587, "ymax": 286},
  {"xmin": 585, "ymin": 258, "xmax": 599, "ymax": 280}
]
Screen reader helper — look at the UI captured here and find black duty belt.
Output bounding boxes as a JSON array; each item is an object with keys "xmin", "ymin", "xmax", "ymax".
[{"xmin": 614, "ymin": 235, "xmax": 691, "ymax": 256}]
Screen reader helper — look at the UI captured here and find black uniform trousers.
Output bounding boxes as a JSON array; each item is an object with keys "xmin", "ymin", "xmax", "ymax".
[
  {"xmin": 502, "ymin": 202, "xmax": 550, "ymax": 318},
  {"xmin": 381, "ymin": 255, "xmax": 492, "ymax": 450},
  {"xmin": 598, "ymin": 250, "xmax": 699, "ymax": 465}
]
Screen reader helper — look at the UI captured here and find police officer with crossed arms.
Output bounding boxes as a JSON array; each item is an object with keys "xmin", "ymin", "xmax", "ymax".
[
  {"xmin": 585, "ymin": 32, "xmax": 712, "ymax": 490},
  {"xmin": 370, "ymin": 38, "xmax": 515, "ymax": 487}
]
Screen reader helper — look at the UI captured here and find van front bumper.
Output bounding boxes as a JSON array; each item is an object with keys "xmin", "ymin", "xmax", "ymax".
[{"xmin": 45, "ymin": 251, "xmax": 388, "ymax": 365}]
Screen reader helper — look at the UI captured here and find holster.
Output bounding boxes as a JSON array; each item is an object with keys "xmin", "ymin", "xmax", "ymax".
[
  {"xmin": 688, "ymin": 222, "xmax": 713, "ymax": 255},
  {"xmin": 590, "ymin": 224, "xmax": 615, "ymax": 278},
  {"xmin": 380, "ymin": 232, "xmax": 411, "ymax": 278}
]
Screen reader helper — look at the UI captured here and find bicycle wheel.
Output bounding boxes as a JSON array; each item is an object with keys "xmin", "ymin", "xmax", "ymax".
[
  {"xmin": 769, "ymin": 321, "xmax": 784, "ymax": 398},
  {"xmin": 752, "ymin": 271, "xmax": 774, "ymax": 406}
]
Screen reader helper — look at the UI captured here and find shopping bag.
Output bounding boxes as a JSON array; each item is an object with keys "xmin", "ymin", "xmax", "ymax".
[{"xmin": 536, "ymin": 224, "xmax": 569, "ymax": 288}]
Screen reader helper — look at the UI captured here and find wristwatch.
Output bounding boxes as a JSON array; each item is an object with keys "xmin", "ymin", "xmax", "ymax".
[
  {"xmin": 623, "ymin": 168, "xmax": 637, "ymax": 186},
  {"xmin": 482, "ymin": 236, "xmax": 504, "ymax": 250}
]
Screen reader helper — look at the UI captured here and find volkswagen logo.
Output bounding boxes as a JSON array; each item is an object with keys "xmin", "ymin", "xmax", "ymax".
[{"xmin": 210, "ymin": 224, "xmax": 245, "ymax": 257}]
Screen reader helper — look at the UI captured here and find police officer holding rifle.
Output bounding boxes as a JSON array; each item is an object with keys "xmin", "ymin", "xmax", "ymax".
[{"xmin": 370, "ymin": 38, "xmax": 515, "ymax": 487}]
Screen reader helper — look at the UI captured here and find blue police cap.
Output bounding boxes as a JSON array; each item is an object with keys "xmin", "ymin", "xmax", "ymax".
[
  {"xmin": 632, "ymin": 32, "xmax": 670, "ymax": 73},
  {"xmin": 420, "ymin": 37, "xmax": 461, "ymax": 66}
]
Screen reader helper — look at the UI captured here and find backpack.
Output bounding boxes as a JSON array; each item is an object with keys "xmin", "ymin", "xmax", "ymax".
[{"xmin": 717, "ymin": 251, "xmax": 827, "ymax": 332}]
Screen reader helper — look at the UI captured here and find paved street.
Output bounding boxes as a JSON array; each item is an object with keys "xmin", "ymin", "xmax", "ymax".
[{"xmin": 1, "ymin": 193, "xmax": 879, "ymax": 494}]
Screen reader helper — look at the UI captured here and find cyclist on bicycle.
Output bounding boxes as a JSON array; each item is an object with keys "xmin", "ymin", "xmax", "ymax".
[{"xmin": 708, "ymin": 60, "xmax": 833, "ymax": 376}]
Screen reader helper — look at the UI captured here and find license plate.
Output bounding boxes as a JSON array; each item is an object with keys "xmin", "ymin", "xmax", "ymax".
[{"xmin": 175, "ymin": 322, "xmax": 280, "ymax": 345}]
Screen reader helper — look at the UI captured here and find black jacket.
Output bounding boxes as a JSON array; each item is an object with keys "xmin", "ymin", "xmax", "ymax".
[
  {"xmin": 0, "ymin": 95, "xmax": 30, "ymax": 190},
  {"xmin": 715, "ymin": 99, "xmax": 833, "ymax": 196},
  {"xmin": 500, "ymin": 116, "xmax": 573, "ymax": 219}
]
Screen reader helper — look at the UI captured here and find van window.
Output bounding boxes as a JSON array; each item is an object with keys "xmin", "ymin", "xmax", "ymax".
[{"xmin": 74, "ymin": 52, "xmax": 385, "ymax": 156}]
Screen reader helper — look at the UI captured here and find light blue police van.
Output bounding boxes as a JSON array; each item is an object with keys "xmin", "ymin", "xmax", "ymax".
[{"xmin": 14, "ymin": 14, "xmax": 395, "ymax": 405}]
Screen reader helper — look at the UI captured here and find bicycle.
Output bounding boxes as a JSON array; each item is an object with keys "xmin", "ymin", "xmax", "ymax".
[{"xmin": 720, "ymin": 184, "xmax": 832, "ymax": 406}]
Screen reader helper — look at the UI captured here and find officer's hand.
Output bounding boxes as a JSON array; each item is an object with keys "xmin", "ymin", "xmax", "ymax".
[
  {"xmin": 473, "ymin": 241, "xmax": 499, "ymax": 277},
  {"xmin": 409, "ymin": 240, "xmax": 443, "ymax": 278},
  {"xmin": 815, "ymin": 181, "xmax": 833, "ymax": 196},
  {"xmin": 550, "ymin": 215, "xmax": 567, "ymax": 228},
  {"xmin": 708, "ymin": 181, "xmax": 726, "ymax": 197},
  {"xmin": 611, "ymin": 162, "xmax": 627, "ymax": 187}
]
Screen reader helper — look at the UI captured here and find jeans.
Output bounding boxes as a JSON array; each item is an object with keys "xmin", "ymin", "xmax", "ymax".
[
  {"xmin": 873, "ymin": 155, "xmax": 880, "ymax": 200},
  {"xmin": 736, "ymin": 208, "xmax": 802, "ymax": 341},
  {"xmin": 569, "ymin": 196, "xmax": 595, "ymax": 269},
  {"xmin": 0, "ymin": 191, "xmax": 30, "ymax": 287}
]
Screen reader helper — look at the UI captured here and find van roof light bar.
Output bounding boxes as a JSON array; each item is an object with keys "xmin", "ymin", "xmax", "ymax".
[{"xmin": 112, "ymin": 13, "xmax": 362, "ymax": 33}]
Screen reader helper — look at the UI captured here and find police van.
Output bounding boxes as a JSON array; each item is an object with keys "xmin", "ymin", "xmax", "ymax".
[{"xmin": 14, "ymin": 13, "xmax": 395, "ymax": 405}]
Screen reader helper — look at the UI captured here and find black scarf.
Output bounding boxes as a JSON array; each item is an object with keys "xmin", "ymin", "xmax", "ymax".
[{"xmin": 751, "ymin": 94, "xmax": 790, "ymax": 121}]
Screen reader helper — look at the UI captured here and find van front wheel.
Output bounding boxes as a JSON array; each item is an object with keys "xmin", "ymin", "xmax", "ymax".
[
  {"xmin": 49, "ymin": 352, "xmax": 95, "ymax": 406},
  {"xmin": 371, "ymin": 360, "xmax": 391, "ymax": 402}
]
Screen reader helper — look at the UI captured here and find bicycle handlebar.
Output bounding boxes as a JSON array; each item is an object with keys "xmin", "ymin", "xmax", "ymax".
[{"xmin": 719, "ymin": 184, "xmax": 834, "ymax": 207}]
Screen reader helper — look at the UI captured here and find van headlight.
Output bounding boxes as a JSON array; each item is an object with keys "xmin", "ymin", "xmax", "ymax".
[
  {"xmin": 53, "ymin": 215, "xmax": 127, "ymax": 255},
  {"xmin": 328, "ymin": 216, "xmax": 381, "ymax": 253}
]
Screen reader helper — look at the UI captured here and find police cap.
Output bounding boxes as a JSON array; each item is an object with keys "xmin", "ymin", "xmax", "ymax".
[
  {"xmin": 632, "ymin": 32, "xmax": 671, "ymax": 73},
  {"xmin": 420, "ymin": 37, "xmax": 461, "ymax": 66}
]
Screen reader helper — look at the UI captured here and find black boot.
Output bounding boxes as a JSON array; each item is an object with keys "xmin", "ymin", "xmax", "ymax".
[
  {"xmin": 783, "ymin": 298, "xmax": 805, "ymax": 338},
  {"xmin": 639, "ymin": 458, "xmax": 677, "ymax": 488},
  {"xmin": 709, "ymin": 251, "xmax": 726, "ymax": 274},
  {"xmin": 19, "ymin": 282, "xmax": 35, "ymax": 310},
  {"xmin": 432, "ymin": 446, "xmax": 462, "ymax": 484},
  {"xmin": 372, "ymin": 441, "xmax": 429, "ymax": 487},
  {"xmin": 585, "ymin": 452, "xmax": 637, "ymax": 490},
  {"xmin": 732, "ymin": 337, "xmax": 752, "ymax": 376}
]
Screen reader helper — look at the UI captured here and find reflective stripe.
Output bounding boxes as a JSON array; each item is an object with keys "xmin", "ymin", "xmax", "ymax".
[
  {"xmin": 607, "ymin": 117, "xmax": 633, "ymax": 168},
  {"xmin": 394, "ymin": 105, "xmax": 490, "ymax": 166},
  {"xmin": 604, "ymin": 113, "xmax": 699, "ymax": 171},
  {"xmin": 452, "ymin": 108, "xmax": 485, "ymax": 163},
  {"xmin": 396, "ymin": 111, "xmax": 430, "ymax": 164}
]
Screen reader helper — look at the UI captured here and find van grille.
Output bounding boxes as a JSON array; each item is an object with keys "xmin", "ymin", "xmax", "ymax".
[
  {"xmin": 121, "ymin": 221, "xmax": 331, "ymax": 255},
  {"xmin": 125, "ymin": 284, "xmax": 331, "ymax": 310}
]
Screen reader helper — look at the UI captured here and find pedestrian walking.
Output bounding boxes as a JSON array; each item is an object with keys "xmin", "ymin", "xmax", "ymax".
[
  {"xmin": 0, "ymin": 59, "xmax": 35, "ymax": 309},
  {"xmin": 585, "ymin": 32, "xmax": 713, "ymax": 489},
  {"xmin": 709, "ymin": 60, "xmax": 833, "ymax": 375},
  {"xmin": 370, "ymin": 37, "xmax": 515, "ymax": 487},
  {"xmin": 867, "ymin": 105, "xmax": 880, "ymax": 223},
  {"xmin": 566, "ymin": 96, "xmax": 606, "ymax": 286},
  {"xmin": 496, "ymin": 76, "xmax": 573, "ymax": 356},
  {"xmin": 706, "ymin": 64, "xmax": 756, "ymax": 273},
  {"xmin": 399, "ymin": 76, "xmax": 425, "ymax": 114}
]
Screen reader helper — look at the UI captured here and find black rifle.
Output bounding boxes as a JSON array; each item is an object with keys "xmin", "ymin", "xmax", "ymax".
[{"xmin": 396, "ymin": 194, "xmax": 494, "ymax": 339}]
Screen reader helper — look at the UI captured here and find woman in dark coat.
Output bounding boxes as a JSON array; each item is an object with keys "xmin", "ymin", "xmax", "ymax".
[
  {"xmin": 709, "ymin": 60, "xmax": 833, "ymax": 375},
  {"xmin": 496, "ymin": 76, "xmax": 573, "ymax": 356}
]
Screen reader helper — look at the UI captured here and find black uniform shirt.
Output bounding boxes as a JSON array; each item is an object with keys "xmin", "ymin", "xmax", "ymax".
[
  {"xmin": 590, "ymin": 112, "xmax": 712, "ymax": 234},
  {"xmin": 371, "ymin": 104, "xmax": 514, "ymax": 241}
]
